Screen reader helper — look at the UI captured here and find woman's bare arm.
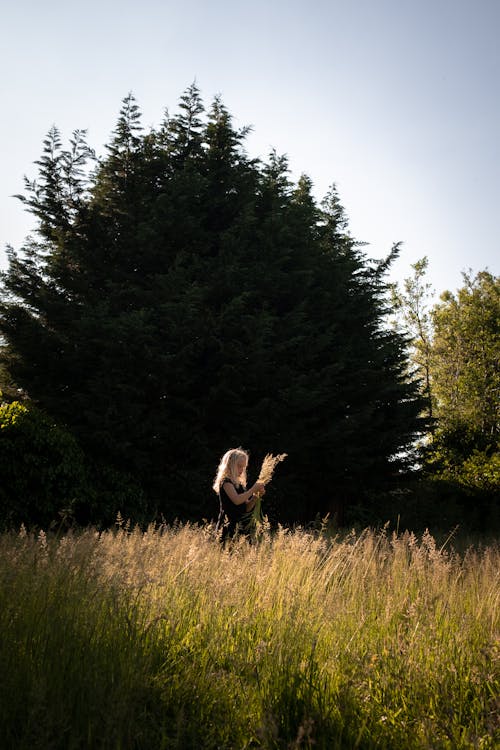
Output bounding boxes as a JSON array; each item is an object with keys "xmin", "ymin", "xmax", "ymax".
[{"xmin": 222, "ymin": 481, "xmax": 265, "ymax": 506}]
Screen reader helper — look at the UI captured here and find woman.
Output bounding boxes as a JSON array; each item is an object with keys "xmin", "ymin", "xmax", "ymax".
[{"xmin": 213, "ymin": 448, "xmax": 265, "ymax": 540}]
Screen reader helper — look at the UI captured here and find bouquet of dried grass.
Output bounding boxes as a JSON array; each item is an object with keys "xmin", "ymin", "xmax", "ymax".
[
  {"xmin": 246, "ymin": 453, "xmax": 288, "ymax": 533},
  {"xmin": 258, "ymin": 453, "xmax": 288, "ymax": 485}
]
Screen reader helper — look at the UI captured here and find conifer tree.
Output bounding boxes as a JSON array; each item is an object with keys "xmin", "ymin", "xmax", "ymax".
[{"xmin": 0, "ymin": 87, "xmax": 426, "ymax": 524}]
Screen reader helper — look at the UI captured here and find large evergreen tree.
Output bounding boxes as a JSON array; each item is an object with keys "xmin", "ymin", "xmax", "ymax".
[{"xmin": 0, "ymin": 87, "xmax": 426, "ymax": 524}]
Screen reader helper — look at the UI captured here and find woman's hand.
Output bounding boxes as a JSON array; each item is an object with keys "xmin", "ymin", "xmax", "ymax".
[{"xmin": 253, "ymin": 482, "xmax": 265, "ymax": 496}]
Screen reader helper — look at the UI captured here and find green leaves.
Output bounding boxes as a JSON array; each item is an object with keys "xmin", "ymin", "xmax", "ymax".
[
  {"xmin": 394, "ymin": 262, "xmax": 499, "ymax": 506},
  {"xmin": 0, "ymin": 401, "xmax": 86, "ymax": 527},
  {"xmin": 431, "ymin": 270, "xmax": 499, "ymax": 439}
]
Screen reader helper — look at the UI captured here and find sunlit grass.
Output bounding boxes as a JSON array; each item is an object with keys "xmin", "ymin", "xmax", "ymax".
[{"xmin": 0, "ymin": 523, "xmax": 498, "ymax": 748}]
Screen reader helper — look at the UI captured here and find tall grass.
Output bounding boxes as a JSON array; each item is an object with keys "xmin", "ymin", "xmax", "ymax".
[{"xmin": 0, "ymin": 523, "xmax": 498, "ymax": 749}]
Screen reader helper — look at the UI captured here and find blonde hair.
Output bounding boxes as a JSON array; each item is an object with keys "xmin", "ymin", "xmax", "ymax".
[{"xmin": 213, "ymin": 448, "xmax": 249, "ymax": 493}]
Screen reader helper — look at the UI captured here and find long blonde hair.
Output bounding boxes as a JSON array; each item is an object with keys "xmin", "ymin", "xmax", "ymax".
[{"xmin": 213, "ymin": 448, "xmax": 248, "ymax": 493}]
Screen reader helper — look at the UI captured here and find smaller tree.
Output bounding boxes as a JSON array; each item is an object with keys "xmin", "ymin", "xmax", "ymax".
[
  {"xmin": 391, "ymin": 256, "xmax": 435, "ymax": 420},
  {"xmin": 425, "ymin": 270, "xmax": 499, "ymax": 495},
  {"xmin": 430, "ymin": 270, "xmax": 499, "ymax": 440}
]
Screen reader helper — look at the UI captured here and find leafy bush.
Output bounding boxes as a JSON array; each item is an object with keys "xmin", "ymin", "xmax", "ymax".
[
  {"xmin": 0, "ymin": 400, "xmax": 89, "ymax": 528},
  {"xmin": 0, "ymin": 398, "xmax": 150, "ymax": 528},
  {"xmin": 461, "ymin": 450, "xmax": 500, "ymax": 489},
  {"xmin": 435, "ymin": 447, "xmax": 500, "ymax": 493}
]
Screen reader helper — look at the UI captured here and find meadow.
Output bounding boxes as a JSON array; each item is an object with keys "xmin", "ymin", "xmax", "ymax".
[{"xmin": 0, "ymin": 522, "xmax": 498, "ymax": 749}]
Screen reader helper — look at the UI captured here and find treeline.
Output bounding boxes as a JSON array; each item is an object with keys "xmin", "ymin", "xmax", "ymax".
[{"xmin": 0, "ymin": 86, "xmax": 497, "ymax": 531}]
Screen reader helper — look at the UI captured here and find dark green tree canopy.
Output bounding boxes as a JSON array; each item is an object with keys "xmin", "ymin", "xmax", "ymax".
[{"xmin": 0, "ymin": 86, "xmax": 426, "ymax": 524}]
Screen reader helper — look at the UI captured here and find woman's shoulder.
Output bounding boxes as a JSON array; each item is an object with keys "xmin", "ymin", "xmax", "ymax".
[{"xmin": 221, "ymin": 478, "xmax": 244, "ymax": 494}]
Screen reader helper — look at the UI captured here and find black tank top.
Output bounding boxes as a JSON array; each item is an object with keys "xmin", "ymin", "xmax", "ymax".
[{"xmin": 218, "ymin": 479, "xmax": 248, "ymax": 526}]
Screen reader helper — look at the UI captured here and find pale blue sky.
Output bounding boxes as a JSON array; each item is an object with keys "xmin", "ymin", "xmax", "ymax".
[{"xmin": 1, "ymin": 0, "xmax": 499, "ymax": 297}]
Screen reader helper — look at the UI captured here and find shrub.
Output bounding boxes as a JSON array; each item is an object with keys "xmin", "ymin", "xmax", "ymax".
[
  {"xmin": 0, "ymin": 400, "xmax": 89, "ymax": 528},
  {"xmin": 0, "ymin": 398, "xmax": 151, "ymax": 529}
]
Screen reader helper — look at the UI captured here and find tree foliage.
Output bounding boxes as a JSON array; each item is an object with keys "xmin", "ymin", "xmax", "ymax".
[
  {"xmin": 394, "ymin": 262, "xmax": 499, "ymax": 521},
  {"xmin": 431, "ymin": 270, "xmax": 499, "ymax": 440},
  {"xmin": 425, "ymin": 270, "xmax": 499, "ymax": 492},
  {"xmin": 0, "ymin": 400, "xmax": 86, "ymax": 528},
  {"xmin": 391, "ymin": 256, "xmax": 435, "ymax": 421},
  {"xmin": 0, "ymin": 87, "xmax": 426, "ymax": 525}
]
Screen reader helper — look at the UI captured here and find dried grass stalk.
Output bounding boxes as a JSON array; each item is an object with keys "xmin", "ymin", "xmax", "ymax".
[{"xmin": 257, "ymin": 453, "xmax": 288, "ymax": 485}]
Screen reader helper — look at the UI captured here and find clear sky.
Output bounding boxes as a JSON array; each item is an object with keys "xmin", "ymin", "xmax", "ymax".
[{"xmin": 1, "ymin": 0, "xmax": 499, "ymax": 297}]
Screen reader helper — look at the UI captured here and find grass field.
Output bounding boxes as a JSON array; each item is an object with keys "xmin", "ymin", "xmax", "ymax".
[{"xmin": 0, "ymin": 522, "xmax": 498, "ymax": 749}]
